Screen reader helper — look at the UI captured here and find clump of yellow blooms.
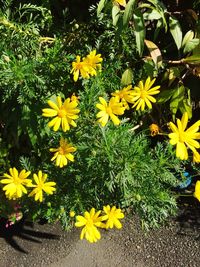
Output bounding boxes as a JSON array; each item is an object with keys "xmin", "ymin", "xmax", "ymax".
[
  {"xmin": 71, "ymin": 50, "xmax": 103, "ymax": 82},
  {"xmin": 75, "ymin": 205, "xmax": 124, "ymax": 243},
  {"xmin": 0, "ymin": 168, "xmax": 56, "ymax": 202}
]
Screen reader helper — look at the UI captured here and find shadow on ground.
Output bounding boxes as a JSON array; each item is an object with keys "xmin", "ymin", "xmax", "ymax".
[
  {"xmin": 176, "ymin": 196, "xmax": 200, "ymax": 239},
  {"xmin": 0, "ymin": 218, "xmax": 59, "ymax": 254}
]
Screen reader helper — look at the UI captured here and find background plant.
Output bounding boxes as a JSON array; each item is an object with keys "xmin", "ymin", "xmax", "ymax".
[{"xmin": 0, "ymin": 0, "xmax": 199, "ymax": 231}]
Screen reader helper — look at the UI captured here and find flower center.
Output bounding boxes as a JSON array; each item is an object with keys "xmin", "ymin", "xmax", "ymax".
[
  {"xmin": 75, "ymin": 62, "xmax": 83, "ymax": 70},
  {"xmin": 58, "ymin": 147, "xmax": 65, "ymax": 155},
  {"xmin": 58, "ymin": 108, "xmax": 66, "ymax": 118},
  {"xmin": 106, "ymin": 107, "xmax": 112, "ymax": 115},
  {"xmin": 179, "ymin": 131, "xmax": 185, "ymax": 143},
  {"xmin": 86, "ymin": 218, "xmax": 94, "ymax": 227},
  {"xmin": 140, "ymin": 90, "xmax": 147, "ymax": 99},
  {"xmin": 14, "ymin": 177, "xmax": 23, "ymax": 185}
]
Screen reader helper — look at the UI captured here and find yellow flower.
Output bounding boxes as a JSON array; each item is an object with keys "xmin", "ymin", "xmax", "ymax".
[
  {"xmin": 50, "ymin": 137, "xmax": 76, "ymax": 168},
  {"xmin": 0, "ymin": 168, "xmax": 32, "ymax": 199},
  {"xmin": 193, "ymin": 149, "xmax": 200, "ymax": 163},
  {"xmin": 168, "ymin": 112, "xmax": 200, "ymax": 160},
  {"xmin": 70, "ymin": 211, "xmax": 76, "ymax": 217},
  {"xmin": 194, "ymin": 180, "xmax": 200, "ymax": 201},
  {"xmin": 113, "ymin": 0, "xmax": 126, "ymax": 7},
  {"xmin": 96, "ymin": 97, "xmax": 125, "ymax": 127},
  {"xmin": 75, "ymin": 208, "xmax": 105, "ymax": 243},
  {"xmin": 132, "ymin": 77, "xmax": 160, "ymax": 111},
  {"xmin": 83, "ymin": 50, "xmax": 103, "ymax": 74},
  {"xmin": 42, "ymin": 96, "xmax": 80, "ymax": 132},
  {"xmin": 102, "ymin": 205, "xmax": 124, "ymax": 229},
  {"xmin": 70, "ymin": 93, "xmax": 80, "ymax": 103},
  {"xmin": 29, "ymin": 171, "xmax": 56, "ymax": 202},
  {"xmin": 111, "ymin": 85, "xmax": 135, "ymax": 110},
  {"xmin": 149, "ymin": 123, "xmax": 160, "ymax": 136},
  {"xmin": 71, "ymin": 55, "xmax": 91, "ymax": 82}
]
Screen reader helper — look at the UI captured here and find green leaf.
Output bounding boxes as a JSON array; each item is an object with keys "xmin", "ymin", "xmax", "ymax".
[
  {"xmin": 182, "ymin": 30, "xmax": 194, "ymax": 48},
  {"xmin": 123, "ymin": 0, "xmax": 137, "ymax": 27},
  {"xmin": 182, "ymin": 55, "xmax": 200, "ymax": 64},
  {"xmin": 121, "ymin": 68, "xmax": 133, "ymax": 86},
  {"xmin": 169, "ymin": 16, "xmax": 182, "ymax": 50},
  {"xmin": 157, "ymin": 88, "xmax": 176, "ymax": 103},
  {"xmin": 133, "ymin": 9, "xmax": 145, "ymax": 56},
  {"xmin": 170, "ymin": 86, "xmax": 185, "ymax": 117},
  {"xmin": 183, "ymin": 38, "xmax": 200, "ymax": 54},
  {"xmin": 143, "ymin": 8, "xmax": 162, "ymax": 20},
  {"xmin": 97, "ymin": 0, "xmax": 108, "ymax": 16},
  {"xmin": 112, "ymin": 5, "xmax": 121, "ymax": 26}
]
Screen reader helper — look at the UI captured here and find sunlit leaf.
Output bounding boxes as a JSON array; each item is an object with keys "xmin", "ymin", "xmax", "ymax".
[
  {"xmin": 121, "ymin": 68, "xmax": 133, "ymax": 86},
  {"xmin": 169, "ymin": 16, "xmax": 182, "ymax": 50},
  {"xmin": 182, "ymin": 30, "xmax": 194, "ymax": 48},
  {"xmin": 133, "ymin": 9, "xmax": 145, "ymax": 56},
  {"xmin": 97, "ymin": 0, "xmax": 108, "ymax": 16},
  {"xmin": 123, "ymin": 0, "xmax": 137, "ymax": 27},
  {"xmin": 112, "ymin": 5, "xmax": 121, "ymax": 26},
  {"xmin": 170, "ymin": 86, "xmax": 185, "ymax": 117},
  {"xmin": 183, "ymin": 39, "xmax": 200, "ymax": 54}
]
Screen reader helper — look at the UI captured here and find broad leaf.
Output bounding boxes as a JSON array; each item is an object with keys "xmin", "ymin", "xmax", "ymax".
[
  {"xmin": 121, "ymin": 68, "xmax": 133, "ymax": 86},
  {"xmin": 183, "ymin": 55, "xmax": 200, "ymax": 64},
  {"xmin": 112, "ymin": 5, "xmax": 121, "ymax": 26},
  {"xmin": 157, "ymin": 88, "xmax": 176, "ymax": 103},
  {"xmin": 169, "ymin": 16, "xmax": 182, "ymax": 50},
  {"xmin": 97, "ymin": 0, "xmax": 108, "ymax": 16},
  {"xmin": 170, "ymin": 86, "xmax": 185, "ymax": 117},
  {"xmin": 123, "ymin": 0, "xmax": 137, "ymax": 27},
  {"xmin": 182, "ymin": 30, "xmax": 194, "ymax": 48},
  {"xmin": 133, "ymin": 9, "xmax": 145, "ymax": 56},
  {"xmin": 183, "ymin": 38, "xmax": 199, "ymax": 54}
]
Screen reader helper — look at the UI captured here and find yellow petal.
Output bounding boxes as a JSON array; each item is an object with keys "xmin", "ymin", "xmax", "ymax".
[
  {"xmin": 42, "ymin": 108, "xmax": 58, "ymax": 117},
  {"xmin": 176, "ymin": 142, "xmax": 188, "ymax": 160},
  {"xmin": 47, "ymin": 100, "xmax": 60, "ymax": 111},
  {"xmin": 181, "ymin": 112, "xmax": 188, "ymax": 131}
]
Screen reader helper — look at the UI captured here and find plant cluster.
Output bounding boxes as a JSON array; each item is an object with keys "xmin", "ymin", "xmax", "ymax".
[{"xmin": 0, "ymin": 0, "xmax": 200, "ymax": 240}]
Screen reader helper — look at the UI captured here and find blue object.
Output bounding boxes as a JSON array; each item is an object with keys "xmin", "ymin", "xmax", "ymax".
[{"xmin": 178, "ymin": 171, "xmax": 192, "ymax": 189}]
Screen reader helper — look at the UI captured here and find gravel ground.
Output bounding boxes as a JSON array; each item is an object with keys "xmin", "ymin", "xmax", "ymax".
[{"xmin": 0, "ymin": 202, "xmax": 200, "ymax": 267}]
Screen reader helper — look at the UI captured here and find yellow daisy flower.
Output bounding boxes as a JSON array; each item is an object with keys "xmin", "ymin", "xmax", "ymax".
[
  {"xmin": 70, "ymin": 93, "xmax": 80, "ymax": 103},
  {"xmin": 132, "ymin": 77, "xmax": 160, "ymax": 111},
  {"xmin": 112, "ymin": 85, "xmax": 135, "ymax": 110},
  {"xmin": 0, "ymin": 167, "xmax": 32, "ymax": 199},
  {"xmin": 50, "ymin": 137, "xmax": 76, "ymax": 168},
  {"xmin": 29, "ymin": 171, "xmax": 56, "ymax": 202},
  {"xmin": 96, "ymin": 97, "xmax": 125, "ymax": 127},
  {"xmin": 102, "ymin": 205, "xmax": 124, "ymax": 229},
  {"xmin": 71, "ymin": 55, "xmax": 91, "ymax": 82},
  {"xmin": 75, "ymin": 208, "xmax": 105, "ymax": 243},
  {"xmin": 42, "ymin": 96, "xmax": 80, "ymax": 132},
  {"xmin": 168, "ymin": 112, "xmax": 200, "ymax": 160},
  {"xmin": 113, "ymin": 0, "xmax": 126, "ymax": 7},
  {"xmin": 83, "ymin": 50, "xmax": 103, "ymax": 74},
  {"xmin": 194, "ymin": 180, "xmax": 200, "ymax": 201}
]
